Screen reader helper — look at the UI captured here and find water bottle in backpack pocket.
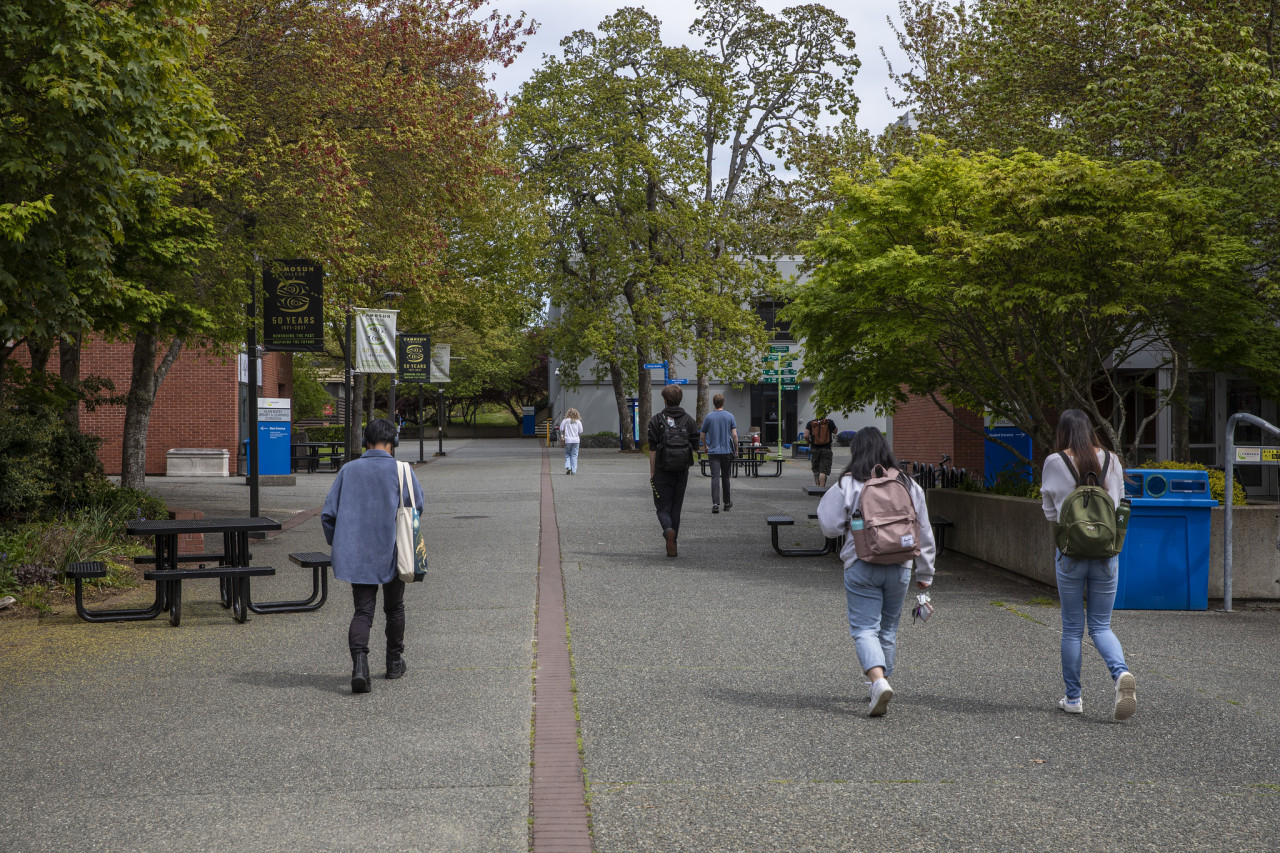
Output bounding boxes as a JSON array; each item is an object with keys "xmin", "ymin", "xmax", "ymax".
[{"xmin": 849, "ymin": 465, "xmax": 922, "ymax": 564}]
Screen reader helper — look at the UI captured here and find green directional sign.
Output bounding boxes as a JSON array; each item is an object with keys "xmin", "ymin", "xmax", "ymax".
[
  {"xmin": 761, "ymin": 354, "xmax": 781, "ymax": 362},
  {"xmin": 769, "ymin": 344, "xmax": 791, "ymax": 353},
  {"xmin": 782, "ymin": 384, "xmax": 800, "ymax": 391},
  {"xmin": 779, "ymin": 361, "xmax": 794, "ymax": 368},
  {"xmin": 759, "ymin": 376, "xmax": 779, "ymax": 383},
  {"xmin": 781, "ymin": 369, "xmax": 798, "ymax": 375},
  {"xmin": 762, "ymin": 369, "xmax": 779, "ymax": 376}
]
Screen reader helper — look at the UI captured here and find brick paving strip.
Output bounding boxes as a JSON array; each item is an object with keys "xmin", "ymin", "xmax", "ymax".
[{"xmin": 531, "ymin": 448, "xmax": 593, "ymax": 851}]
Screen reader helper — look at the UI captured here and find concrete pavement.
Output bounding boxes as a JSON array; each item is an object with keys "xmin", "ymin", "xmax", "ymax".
[{"xmin": 2, "ymin": 438, "xmax": 1279, "ymax": 851}]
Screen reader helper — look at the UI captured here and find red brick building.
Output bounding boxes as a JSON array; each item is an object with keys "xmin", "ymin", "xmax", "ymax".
[
  {"xmin": 889, "ymin": 395, "xmax": 988, "ymax": 475},
  {"xmin": 31, "ymin": 339, "xmax": 291, "ymax": 476}
]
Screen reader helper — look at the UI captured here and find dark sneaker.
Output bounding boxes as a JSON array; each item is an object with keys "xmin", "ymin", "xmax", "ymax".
[
  {"xmin": 723, "ymin": 502, "xmax": 732, "ymax": 511},
  {"xmin": 387, "ymin": 658, "xmax": 407, "ymax": 680},
  {"xmin": 664, "ymin": 528, "xmax": 677, "ymax": 558},
  {"xmin": 712, "ymin": 505, "xmax": 720, "ymax": 513}
]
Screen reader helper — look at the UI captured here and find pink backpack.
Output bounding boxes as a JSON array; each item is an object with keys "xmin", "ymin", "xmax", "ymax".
[{"xmin": 850, "ymin": 465, "xmax": 922, "ymax": 564}]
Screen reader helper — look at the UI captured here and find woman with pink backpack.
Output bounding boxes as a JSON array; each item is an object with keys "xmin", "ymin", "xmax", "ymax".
[{"xmin": 818, "ymin": 427, "xmax": 936, "ymax": 717}]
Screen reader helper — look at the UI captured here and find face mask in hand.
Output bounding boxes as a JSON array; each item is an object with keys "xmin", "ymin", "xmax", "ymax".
[{"xmin": 912, "ymin": 591, "xmax": 933, "ymax": 625}]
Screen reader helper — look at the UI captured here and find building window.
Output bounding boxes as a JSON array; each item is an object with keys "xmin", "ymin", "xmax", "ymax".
[{"xmin": 756, "ymin": 299, "xmax": 791, "ymax": 341}]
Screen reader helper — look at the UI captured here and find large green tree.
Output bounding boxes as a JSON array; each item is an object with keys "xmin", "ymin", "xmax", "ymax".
[
  {"xmin": 788, "ymin": 146, "xmax": 1262, "ymax": 461},
  {"xmin": 890, "ymin": 0, "xmax": 1280, "ymax": 457},
  {"xmin": 0, "ymin": 0, "xmax": 224, "ymax": 389},
  {"xmin": 685, "ymin": 0, "xmax": 859, "ymax": 421},
  {"xmin": 511, "ymin": 8, "xmax": 722, "ymax": 447}
]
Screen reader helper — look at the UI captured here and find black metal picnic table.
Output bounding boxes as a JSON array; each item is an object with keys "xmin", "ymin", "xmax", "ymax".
[{"xmin": 69, "ymin": 517, "xmax": 281, "ymax": 626}]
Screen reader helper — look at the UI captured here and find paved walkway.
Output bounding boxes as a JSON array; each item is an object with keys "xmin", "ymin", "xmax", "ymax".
[{"xmin": 2, "ymin": 439, "xmax": 1279, "ymax": 851}]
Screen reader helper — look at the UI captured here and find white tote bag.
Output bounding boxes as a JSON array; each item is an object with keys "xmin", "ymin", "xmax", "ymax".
[{"xmin": 395, "ymin": 461, "xmax": 426, "ymax": 583}]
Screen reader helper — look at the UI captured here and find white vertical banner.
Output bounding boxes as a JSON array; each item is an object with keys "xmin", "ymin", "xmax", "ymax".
[
  {"xmin": 353, "ymin": 308, "xmax": 398, "ymax": 373},
  {"xmin": 430, "ymin": 344, "xmax": 451, "ymax": 382}
]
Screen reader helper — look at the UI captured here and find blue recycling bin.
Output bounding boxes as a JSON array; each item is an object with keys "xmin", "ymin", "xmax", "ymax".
[{"xmin": 1115, "ymin": 469, "xmax": 1217, "ymax": 610}]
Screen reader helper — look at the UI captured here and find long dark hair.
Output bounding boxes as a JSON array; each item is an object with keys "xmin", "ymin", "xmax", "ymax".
[
  {"xmin": 1054, "ymin": 409, "xmax": 1104, "ymax": 483},
  {"xmin": 839, "ymin": 426, "xmax": 902, "ymax": 482}
]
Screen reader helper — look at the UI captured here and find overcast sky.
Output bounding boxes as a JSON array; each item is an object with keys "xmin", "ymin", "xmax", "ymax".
[{"xmin": 486, "ymin": 0, "xmax": 912, "ymax": 134}]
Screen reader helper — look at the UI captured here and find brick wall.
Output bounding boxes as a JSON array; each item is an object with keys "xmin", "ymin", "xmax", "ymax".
[
  {"xmin": 890, "ymin": 394, "xmax": 986, "ymax": 473},
  {"xmin": 15, "ymin": 339, "xmax": 292, "ymax": 475}
]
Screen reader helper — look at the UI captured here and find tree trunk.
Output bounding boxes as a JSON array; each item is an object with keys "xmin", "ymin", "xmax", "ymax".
[
  {"xmin": 121, "ymin": 328, "xmax": 184, "ymax": 490},
  {"xmin": 608, "ymin": 360, "xmax": 634, "ymax": 451},
  {"xmin": 352, "ymin": 373, "xmax": 366, "ymax": 441},
  {"xmin": 26, "ymin": 339, "xmax": 53, "ymax": 374},
  {"xmin": 637, "ymin": 351, "xmax": 653, "ymax": 452},
  {"xmin": 695, "ymin": 358, "xmax": 710, "ymax": 428},
  {"xmin": 59, "ymin": 334, "xmax": 82, "ymax": 429},
  {"xmin": 1169, "ymin": 340, "xmax": 1191, "ymax": 463}
]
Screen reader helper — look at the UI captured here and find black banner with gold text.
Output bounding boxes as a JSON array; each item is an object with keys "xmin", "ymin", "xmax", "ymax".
[
  {"xmin": 263, "ymin": 259, "xmax": 324, "ymax": 352},
  {"xmin": 398, "ymin": 333, "xmax": 433, "ymax": 383}
]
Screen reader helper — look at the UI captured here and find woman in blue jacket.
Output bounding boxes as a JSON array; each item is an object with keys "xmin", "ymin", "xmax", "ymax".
[{"xmin": 322, "ymin": 418, "xmax": 425, "ymax": 694}]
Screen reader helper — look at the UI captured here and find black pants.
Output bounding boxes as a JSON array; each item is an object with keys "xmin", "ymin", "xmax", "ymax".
[
  {"xmin": 708, "ymin": 453, "xmax": 732, "ymax": 507},
  {"xmin": 652, "ymin": 466, "xmax": 690, "ymax": 538},
  {"xmin": 349, "ymin": 578, "xmax": 405, "ymax": 657}
]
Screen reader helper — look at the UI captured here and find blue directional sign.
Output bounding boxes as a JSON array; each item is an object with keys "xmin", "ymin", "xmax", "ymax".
[{"xmin": 643, "ymin": 362, "xmax": 665, "ymax": 369}]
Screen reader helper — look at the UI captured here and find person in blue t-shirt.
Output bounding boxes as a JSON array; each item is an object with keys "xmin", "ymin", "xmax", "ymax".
[{"xmin": 698, "ymin": 393, "xmax": 739, "ymax": 514}]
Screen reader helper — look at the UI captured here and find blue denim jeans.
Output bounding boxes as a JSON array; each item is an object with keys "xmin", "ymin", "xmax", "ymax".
[
  {"xmin": 843, "ymin": 560, "xmax": 911, "ymax": 677},
  {"xmin": 1056, "ymin": 551, "xmax": 1129, "ymax": 700},
  {"xmin": 564, "ymin": 442, "xmax": 579, "ymax": 473}
]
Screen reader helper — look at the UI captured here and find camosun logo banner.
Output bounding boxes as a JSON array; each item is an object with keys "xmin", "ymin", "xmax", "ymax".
[{"xmin": 263, "ymin": 259, "xmax": 324, "ymax": 352}]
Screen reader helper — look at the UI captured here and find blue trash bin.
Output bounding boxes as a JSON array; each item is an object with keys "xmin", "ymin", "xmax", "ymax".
[{"xmin": 1116, "ymin": 469, "xmax": 1217, "ymax": 610}]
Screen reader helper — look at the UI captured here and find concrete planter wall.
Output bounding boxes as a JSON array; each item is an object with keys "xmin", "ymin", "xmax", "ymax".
[
  {"xmin": 925, "ymin": 490, "xmax": 1280, "ymax": 601},
  {"xmin": 165, "ymin": 448, "xmax": 229, "ymax": 477}
]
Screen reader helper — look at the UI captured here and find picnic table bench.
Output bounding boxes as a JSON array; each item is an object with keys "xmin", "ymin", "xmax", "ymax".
[{"xmin": 246, "ymin": 552, "xmax": 332, "ymax": 614}]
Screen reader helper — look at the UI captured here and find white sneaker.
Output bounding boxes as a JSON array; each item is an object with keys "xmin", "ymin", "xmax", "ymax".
[
  {"xmin": 1114, "ymin": 672, "xmax": 1137, "ymax": 720},
  {"xmin": 1058, "ymin": 696, "xmax": 1083, "ymax": 714},
  {"xmin": 868, "ymin": 678, "xmax": 894, "ymax": 717}
]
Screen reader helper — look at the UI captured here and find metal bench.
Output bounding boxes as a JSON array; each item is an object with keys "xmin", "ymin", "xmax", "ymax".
[
  {"xmin": 65, "ymin": 561, "xmax": 165, "ymax": 624},
  {"xmin": 931, "ymin": 516, "xmax": 954, "ymax": 553},
  {"xmin": 133, "ymin": 552, "xmax": 232, "ymax": 566},
  {"xmin": 766, "ymin": 515, "xmax": 832, "ymax": 557},
  {"xmin": 143, "ymin": 566, "xmax": 275, "ymax": 626},
  {"xmin": 246, "ymin": 552, "xmax": 331, "ymax": 615}
]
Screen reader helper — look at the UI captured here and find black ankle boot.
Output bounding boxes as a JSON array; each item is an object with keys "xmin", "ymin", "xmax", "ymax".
[
  {"xmin": 351, "ymin": 650, "xmax": 371, "ymax": 693},
  {"xmin": 386, "ymin": 654, "xmax": 407, "ymax": 680}
]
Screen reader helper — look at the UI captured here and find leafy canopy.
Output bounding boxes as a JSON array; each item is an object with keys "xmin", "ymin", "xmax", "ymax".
[{"xmin": 788, "ymin": 144, "xmax": 1259, "ymax": 457}]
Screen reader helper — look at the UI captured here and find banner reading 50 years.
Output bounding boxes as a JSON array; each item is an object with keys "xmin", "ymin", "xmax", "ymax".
[
  {"xmin": 263, "ymin": 259, "xmax": 324, "ymax": 352},
  {"xmin": 354, "ymin": 308, "xmax": 398, "ymax": 373}
]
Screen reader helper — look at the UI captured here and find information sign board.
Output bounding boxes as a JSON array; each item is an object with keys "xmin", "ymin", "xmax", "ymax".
[
  {"xmin": 782, "ymin": 384, "xmax": 800, "ymax": 391},
  {"xmin": 769, "ymin": 344, "xmax": 792, "ymax": 353},
  {"xmin": 1234, "ymin": 446, "xmax": 1280, "ymax": 464}
]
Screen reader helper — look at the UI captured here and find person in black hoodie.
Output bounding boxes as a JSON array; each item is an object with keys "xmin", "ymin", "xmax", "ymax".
[{"xmin": 647, "ymin": 384, "xmax": 700, "ymax": 557}]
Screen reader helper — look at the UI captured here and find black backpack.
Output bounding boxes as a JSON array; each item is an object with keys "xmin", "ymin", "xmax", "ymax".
[{"xmin": 656, "ymin": 414, "xmax": 693, "ymax": 471}]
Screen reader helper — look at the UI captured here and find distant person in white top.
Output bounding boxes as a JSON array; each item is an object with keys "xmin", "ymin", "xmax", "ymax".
[
  {"xmin": 1040, "ymin": 408, "xmax": 1136, "ymax": 721},
  {"xmin": 818, "ymin": 427, "xmax": 935, "ymax": 717},
  {"xmin": 559, "ymin": 408, "xmax": 584, "ymax": 475}
]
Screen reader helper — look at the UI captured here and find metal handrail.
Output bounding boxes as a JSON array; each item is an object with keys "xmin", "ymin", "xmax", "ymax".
[{"xmin": 1223, "ymin": 412, "xmax": 1280, "ymax": 612}]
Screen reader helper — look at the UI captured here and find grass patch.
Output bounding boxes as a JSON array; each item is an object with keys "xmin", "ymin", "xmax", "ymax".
[{"xmin": 1027, "ymin": 596, "xmax": 1057, "ymax": 607}]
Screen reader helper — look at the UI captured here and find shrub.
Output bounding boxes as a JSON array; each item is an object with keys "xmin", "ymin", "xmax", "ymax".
[
  {"xmin": 0, "ymin": 407, "xmax": 106, "ymax": 523},
  {"xmin": 1137, "ymin": 460, "xmax": 1245, "ymax": 506},
  {"xmin": 306, "ymin": 425, "xmax": 346, "ymax": 442}
]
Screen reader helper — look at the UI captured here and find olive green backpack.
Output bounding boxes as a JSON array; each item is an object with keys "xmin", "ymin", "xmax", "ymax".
[{"xmin": 1054, "ymin": 452, "xmax": 1131, "ymax": 559}]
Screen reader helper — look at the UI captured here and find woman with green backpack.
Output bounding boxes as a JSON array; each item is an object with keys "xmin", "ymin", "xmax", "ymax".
[{"xmin": 1041, "ymin": 409, "xmax": 1137, "ymax": 721}]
